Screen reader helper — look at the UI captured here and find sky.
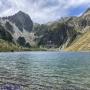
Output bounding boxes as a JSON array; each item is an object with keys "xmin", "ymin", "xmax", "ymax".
[{"xmin": 0, "ymin": 0, "xmax": 90, "ymax": 23}]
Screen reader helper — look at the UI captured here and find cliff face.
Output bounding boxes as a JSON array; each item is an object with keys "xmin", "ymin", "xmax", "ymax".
[
  {"xmin": 33, "ymin": 23, "xmax": 77, "ymax": 48},
  {"xmin": 0, "ymin": 8, "xmax": 90, "ymax": 51},
  {"xmin": 0, "ymin": 24, "xmax": 13, "ymax": 42}
]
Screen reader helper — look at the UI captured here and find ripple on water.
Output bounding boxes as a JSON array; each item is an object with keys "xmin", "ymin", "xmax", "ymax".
[{"xmin": 0, "ymin": 52, "xmax": 90, "ymax": 90}]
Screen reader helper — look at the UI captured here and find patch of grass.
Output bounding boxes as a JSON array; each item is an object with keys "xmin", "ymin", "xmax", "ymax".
[
  {"xmin": 0, "ymin": 39, "xmax": 47, "ymax": 52},
  {"xmin": 22, "ymin": 47, "xmax": 47, "ymax": 51},
  {"xmin": 0, "ymin": 39, "xmax": 22, "ymax": 52},
  {"xmin": 65, "ymin": 29, "xmax": 90, "ymax": 51}
]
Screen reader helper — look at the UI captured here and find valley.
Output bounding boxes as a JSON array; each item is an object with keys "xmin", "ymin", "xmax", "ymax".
[{"xmin": 0, "ymin": 8, "xmax": 90, "ymax": 51}]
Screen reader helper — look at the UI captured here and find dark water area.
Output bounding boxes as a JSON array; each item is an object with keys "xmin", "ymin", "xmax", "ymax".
[{"xmin": 0, "ymin": 51, "xmax": 90, "ymax": 90}]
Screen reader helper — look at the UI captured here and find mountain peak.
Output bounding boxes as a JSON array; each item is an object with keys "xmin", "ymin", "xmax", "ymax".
[
  {"xmin": 85, "ymin": 8, "xmax": 90, "ymax": 12},
  {"xmin": 83, "ymin": 8, "xmax": 90, "ymax": 16},
  {"xmin": 16, "ymin": 11, "xmax": 27, "ymax": 15},
  {"xmin": 5, "ymin": 11, "xmax": 33, "ymax": 32},
  {"xmin": 15, "ymin": 11, "xmax": 30, "ymax": 18},
  {"xmin": 17, "ymin": 11, "xmax": 24, "ymax": 13}
]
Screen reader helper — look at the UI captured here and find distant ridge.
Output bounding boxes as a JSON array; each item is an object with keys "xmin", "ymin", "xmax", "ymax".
[{"xmin": 83, "ymin": 8, "xmax": 90, "ymax": 16}]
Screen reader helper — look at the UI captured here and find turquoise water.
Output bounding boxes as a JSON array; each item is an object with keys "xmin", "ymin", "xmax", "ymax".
[{"xmin": 0, "ymin": 52, "xmax": 90, "ymax": 90}]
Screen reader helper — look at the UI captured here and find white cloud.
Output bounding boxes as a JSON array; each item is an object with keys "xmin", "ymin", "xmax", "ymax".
[{"xmin": 0, "ymin": 0, "xmax": 90, "ymax": 23}]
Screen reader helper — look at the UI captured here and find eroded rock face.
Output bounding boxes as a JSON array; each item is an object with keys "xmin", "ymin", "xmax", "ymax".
[{"xmin": 33, "ymin": 20, "xmax": 77, "ymax": 48}]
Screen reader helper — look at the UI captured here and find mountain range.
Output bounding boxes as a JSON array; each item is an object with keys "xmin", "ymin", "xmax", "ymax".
[{"xmin": 0, "ymin": 8, "xmax": 90, "ymax": 51}]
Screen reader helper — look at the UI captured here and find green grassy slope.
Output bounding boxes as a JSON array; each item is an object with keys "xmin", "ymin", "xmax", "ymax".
[{"xmin": 0, "ymin": 39, "xmax": 22, "ymax": 52}]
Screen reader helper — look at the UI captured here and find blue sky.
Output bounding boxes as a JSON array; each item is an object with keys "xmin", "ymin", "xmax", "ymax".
[{"xmin": 0, "ymin": 0, "xmax": 90, "ymax": 23}]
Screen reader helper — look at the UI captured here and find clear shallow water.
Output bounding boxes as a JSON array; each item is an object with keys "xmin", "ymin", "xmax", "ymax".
[{"xmin": 0, "ymin": 52, "xmax": 90, "ymax": 90}]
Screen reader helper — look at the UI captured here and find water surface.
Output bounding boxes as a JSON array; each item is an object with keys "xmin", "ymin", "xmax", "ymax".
[{"xmin": 0, "ymin": 52, "xmax": 90, "ymax": 90}]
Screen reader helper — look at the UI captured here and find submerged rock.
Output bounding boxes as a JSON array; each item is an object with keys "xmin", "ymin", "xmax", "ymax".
[{"xmin": 0, "ymin": 83, "xmax": 23, "ymax": 90}]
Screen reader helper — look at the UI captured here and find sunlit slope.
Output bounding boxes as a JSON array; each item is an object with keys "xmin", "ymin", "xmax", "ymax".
[
  {"xmin": 0, "ymin": 39, "xmax": 21, "ymax": 51},
  {"xmin": 65, "ymin": 28, "xmax": 90, "ymax": 51}
]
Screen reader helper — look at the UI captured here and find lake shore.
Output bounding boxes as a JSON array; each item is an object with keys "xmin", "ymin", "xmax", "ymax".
[{"xmin": 0, "ymin": 47, "xmax": 90, "ymax": 52}]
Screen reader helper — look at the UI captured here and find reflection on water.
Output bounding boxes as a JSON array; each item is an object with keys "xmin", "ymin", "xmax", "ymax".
[{"xmin": 0, "ymin": 52, "xmax": 90, "ymax": 90}]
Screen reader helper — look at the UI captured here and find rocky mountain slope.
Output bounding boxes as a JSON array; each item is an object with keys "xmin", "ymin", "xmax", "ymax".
[
  {"xmin": 65, "ymin": 8, "xmax": 90, "ymax": 51},
  {"xmin": 33, "ymin": 22, "xmax": 77, "ymax": 48},
  {"xmin": 0, "ymin": 8, "xmax": 90, "ymax": 51},
  {"xmin": 65, "ymin": 27, "xmax": 90, "ymax": 51},
  {"xmin": 3, "ymin": 11, "xmax": 33, "ymax": 32},
  {"xmin": 0, "ymin": 11, "xmax": 37, "ymax": 48},
  {"xmin": 33, "ymin": 8, "xmax": 90, "ymax": 50}
]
